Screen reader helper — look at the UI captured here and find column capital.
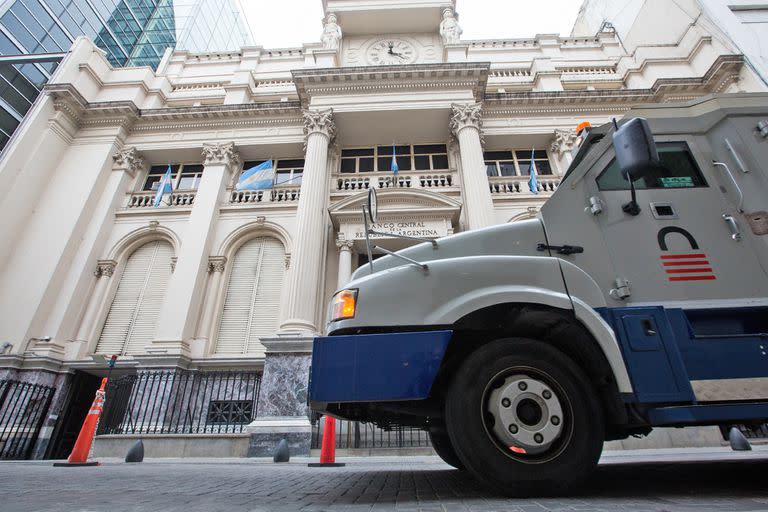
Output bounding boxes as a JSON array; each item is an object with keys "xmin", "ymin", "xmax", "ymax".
[
  {"xmin": 202, "ymin": 142, "xmax": 241, "ymax": 170},
  {"xmin": 336, "ymin": 239, "xmax": 354, "ymax": 251},
  {"xmin": 94, "ymin": 259, "xmax": 117, "ymax": 278},
  {"xmin": 302, "ymin": 108, "xmax": 336, "ymax": 141},
  {"xmin": 449, "ymin": 102, "xmax": 483, "ymax": 137},
  {"xmin": 112, "ymin": 146, "xmax": 144, "ymax": 177},
  {"xmin": 207, "ymin": 255, "xmax": 227, "ymax": 273},
  {"xmin": 550, "ymin": 128, "xmax": 578, "ymax": 155}
]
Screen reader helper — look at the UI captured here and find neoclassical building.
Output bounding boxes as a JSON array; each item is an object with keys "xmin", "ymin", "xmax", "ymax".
[{"xmin": 0, "ymin": 0, "xmax": 765, "ymax": 458}]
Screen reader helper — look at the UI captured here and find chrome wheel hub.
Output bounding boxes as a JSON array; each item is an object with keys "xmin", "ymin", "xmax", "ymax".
[{"xmin": 487, "ymin": 374, "xmax": 564, "ymax": 455}]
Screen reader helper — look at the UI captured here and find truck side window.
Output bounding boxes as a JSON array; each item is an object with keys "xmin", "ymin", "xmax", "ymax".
[{"xmin": 596, "ymin": 141, "xmax": 708, "ymax": 191}]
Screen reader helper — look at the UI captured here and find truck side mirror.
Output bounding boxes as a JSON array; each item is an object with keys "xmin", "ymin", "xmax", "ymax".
[
  {"xmin": 611, "ymin": 117, "xmax": 660, "ymax": 216},
  {"xmin": 612, "ymin": 117, "xmax": 659, "ymax": 181}
]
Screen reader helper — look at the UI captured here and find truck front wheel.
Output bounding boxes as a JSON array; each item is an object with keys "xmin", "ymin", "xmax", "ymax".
[{"xmin": 445, "ymin": 338, "xmax": 604, "ymax": 496}]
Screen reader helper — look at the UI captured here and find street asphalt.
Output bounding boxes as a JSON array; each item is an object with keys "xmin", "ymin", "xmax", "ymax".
[{"xmin": 2, "ymin": 447, "xmax": 768, "ymax": 511}]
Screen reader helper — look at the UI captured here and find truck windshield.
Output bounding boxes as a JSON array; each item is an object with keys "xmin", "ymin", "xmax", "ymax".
[{"xmin": 596, "ymin": 142, "xmax": 708, "ymax": 190}]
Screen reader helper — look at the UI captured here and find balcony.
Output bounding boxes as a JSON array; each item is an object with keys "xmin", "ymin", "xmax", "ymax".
[
  {"xmin": 125, "ymin": 190, "xmax": 196, "ymax": 209},
  {"xmin": 333, "ymin": 170, "xmax": 458, "ymax": 195},
  {"xmin": 228, "ymin": 185, "xmax": 301, "ymax": 206},
  {"xmin": 488, "ymin": 175, "xmax": 561, "ymax": 200}
]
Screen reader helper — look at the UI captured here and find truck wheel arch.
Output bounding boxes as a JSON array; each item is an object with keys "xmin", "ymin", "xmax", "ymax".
[{"xmin": 431, "ymin": 302, "xmax": 631, "ymax": 436}]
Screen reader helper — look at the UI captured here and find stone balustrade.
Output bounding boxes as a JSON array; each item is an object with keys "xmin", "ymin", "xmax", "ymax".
[
  {"xmin": 488, "ymin": 176, "xmax": 561, "ymax": 197},
  {"xmin": 228, "ymin": 185, "xmax": 301, "ymax": 205},
  {"xmin": 126, "ymin": 190, "xmax": 196, "ymax": 208},
  {"xmin": 334, "ymin": 170, "xmax": 457, "ymax": 193}
]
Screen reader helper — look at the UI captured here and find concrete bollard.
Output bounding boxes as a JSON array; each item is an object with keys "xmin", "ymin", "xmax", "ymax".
[
  {"xmin": 125, "ymin": 439, "xmax": 145, "ymax": 462},
  {"xmin": 273, "ymin": 438, "xmax": 290, "ymax": 462},
  {"xmin": 728, "ymin": 427, "xmax": 752, "ymax": 451}
]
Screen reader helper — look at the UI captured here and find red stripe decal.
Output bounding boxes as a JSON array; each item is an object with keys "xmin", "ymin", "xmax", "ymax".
[
  {"xmin": 669, "ymin": 275, "xmax": 717, "ymax": 281},
  {"xmin": 666, "ymin": 268, "xmax": 714, "ymax": 274},
  {"xmin": 660, "ymin": 254, "xmax": 707, "ymax": 260},
  {"xmin": 662, "ymin": 260, "xmax": 710, "ymax": 266}
]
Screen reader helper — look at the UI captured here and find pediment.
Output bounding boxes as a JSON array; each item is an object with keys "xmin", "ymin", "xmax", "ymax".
[{"xmin": 329, "ymin": 188, "xmax": 461, "ymax": 229}]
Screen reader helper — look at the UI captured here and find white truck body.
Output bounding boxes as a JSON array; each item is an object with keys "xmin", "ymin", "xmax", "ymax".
[{"xmin": 309, "ymin": 93, "xmax": 768, "ymax": 495}]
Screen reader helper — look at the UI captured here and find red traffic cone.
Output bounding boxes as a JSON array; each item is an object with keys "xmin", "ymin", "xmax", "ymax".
[
  {"xmin": 54, "ymin": 378, "xmax": 107, "ymax": 467},
  {"xmin": 308, "ymin": 415, "xmax": 345, "ymax": 467}
]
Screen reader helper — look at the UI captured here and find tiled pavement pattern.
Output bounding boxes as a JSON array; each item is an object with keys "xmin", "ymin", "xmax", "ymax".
[{"xmin": 2, "ymin": 449, "xmax": 768, "ymax": 512}]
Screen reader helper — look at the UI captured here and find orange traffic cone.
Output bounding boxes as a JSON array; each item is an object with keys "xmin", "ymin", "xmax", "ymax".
[
  {"xmin": 54, "ymin": 378, "xmax": 107, "ymax": 467},
  {"xmin": 308, "ymin": 415, "xmax": 345, "ymax": 467}
]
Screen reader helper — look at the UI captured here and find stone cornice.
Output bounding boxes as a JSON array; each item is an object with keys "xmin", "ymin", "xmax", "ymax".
[
  {"xmin": 292, "ymin": 62, "xmax": 490, "ymax": 108},
  {"xmin": 45, "ymin": 83, "xmax": 139, "ymax": 129},
  {"xmin": 484, "ymin": 55, "xmax": 745, "ymax": 116}
]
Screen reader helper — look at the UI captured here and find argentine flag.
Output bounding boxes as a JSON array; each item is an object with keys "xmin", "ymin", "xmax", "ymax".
[
  {"xmin": 528, "ymin": 149, "xmax": 539, "ymax": 194},
  {"xmin": 153, "ymin": 165, "xmax": 173, "ymax": 207},
  {"xmin": 236, "ymin": 160, "xmax": 274, "ymax": 191},
  {"xmin": 390, "ymin": 144, "xmax": 398, "ymax": 175}
]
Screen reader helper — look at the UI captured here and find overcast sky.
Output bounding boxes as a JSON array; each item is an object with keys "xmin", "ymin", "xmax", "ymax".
[{"xmin": 240, "ymin": 1, "xmax": 584, "ymax": 49}]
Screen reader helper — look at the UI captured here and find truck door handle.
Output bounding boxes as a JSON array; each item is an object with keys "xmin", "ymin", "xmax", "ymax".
[
  {"xmin": 641, "ymin": 319, "xmax": 656, "ymax": 336},
  {"xmin": 722, "ymin": 214, "xmax": 742, "ymax": 242},
  {"xmin": 537, "ymin": 244, "xmax": 584, "ymax": 255}
]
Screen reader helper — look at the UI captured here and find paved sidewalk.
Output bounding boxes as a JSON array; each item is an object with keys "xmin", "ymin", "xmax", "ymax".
[{"xmin": 3, "ymin": 448, "xmax": 768, "ymax": 511}]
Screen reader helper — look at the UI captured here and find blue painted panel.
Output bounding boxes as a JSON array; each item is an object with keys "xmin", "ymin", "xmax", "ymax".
[
  {"xmin": 598, "ymin": 307, "xmax": 694, "ymax": 403},
  {"xmin": 309, "ymin": 330, "xmax": 452, "ymax": 403},
  {"xmin": 666, "ymin": 308, "xmax": 768, "ymax": 381},
  {"xmin": 648, "ymin": 403, "xmax": 768, "ymax": 425}
]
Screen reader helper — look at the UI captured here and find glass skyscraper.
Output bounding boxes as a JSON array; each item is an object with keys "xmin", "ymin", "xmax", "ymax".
[{"xmin": 0, "ymin": 0, "xmax": 252, "ymax": 149}]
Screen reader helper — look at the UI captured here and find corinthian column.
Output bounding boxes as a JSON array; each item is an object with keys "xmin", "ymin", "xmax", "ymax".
[
  {"xmin": 450, "ymin": 103, "xmax": 495, "ymax": 230},
  {"xmin": 152, "ymin": 143, "xmax": 240, "ymax": 355},
  {"xmin": 279, "ymin": 109, "xmax": 336, "ymax": 335}
]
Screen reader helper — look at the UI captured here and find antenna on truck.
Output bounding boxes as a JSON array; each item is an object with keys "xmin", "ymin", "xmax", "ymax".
[{"xmin": 360, "ymin": 187, "xmax": 436, "ymax": 273}]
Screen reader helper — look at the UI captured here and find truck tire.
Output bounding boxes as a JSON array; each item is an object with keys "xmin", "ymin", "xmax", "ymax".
[
  {"xmin": 445, "ymin": 338, "xmax": 604, "ymax": 496},
  {"xmin": 428, "ymin": 428, "xmax": 465, "ymax": 470}
]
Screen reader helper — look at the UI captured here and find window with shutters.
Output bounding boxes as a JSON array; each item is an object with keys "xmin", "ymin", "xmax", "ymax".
[
  {"xmin": 95, "ymin": 240, "xmax": 173, "ymax": 355},
  {"xmin": 215, "ymin": 237, "xmax": 286, "ymax": 355}
]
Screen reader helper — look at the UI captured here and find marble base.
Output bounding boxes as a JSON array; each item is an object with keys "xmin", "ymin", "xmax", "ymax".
[{"xmin": 246, "ymin": 416, "xmax": 311, "ymax": 457}]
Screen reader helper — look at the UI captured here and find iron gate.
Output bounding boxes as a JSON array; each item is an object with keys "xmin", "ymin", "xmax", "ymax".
[{"xmin": 0, "ymin": 380, "xmax": 56, "ymax": 459}]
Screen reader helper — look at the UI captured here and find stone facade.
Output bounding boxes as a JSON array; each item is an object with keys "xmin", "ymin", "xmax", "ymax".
[{"xmin": 0, "ymin": 0, "xmax": 764, "ymax": 458}]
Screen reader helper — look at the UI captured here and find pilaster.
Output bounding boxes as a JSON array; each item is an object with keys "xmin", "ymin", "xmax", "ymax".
[
  {"xmin": 191, "ymin": 256, "xmax": 227, "ymax": 358},
  {"xmin": 152, "ymin": 143, "xmax": 240, "ymax": 356}
]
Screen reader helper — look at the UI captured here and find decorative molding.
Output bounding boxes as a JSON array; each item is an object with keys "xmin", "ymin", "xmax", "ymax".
[
  {"xmin": 449, "ymin": 102, "xmax": 483, "ymax": 135},
  {"xmin": 292, "ymin": 62, "xmax": 489, "ymax": 107},
  {"xmin": 201, "ymin": 142, "xmax": 240, "ymax": 169},
  {"xmin": 336, "ymin": 239, "xmax": 354, "ymax": 251},
  {"xmin": 170, "ymin": 256, "xmax": 178, "ymax": 273},
  {"xmin": 94, "ymin": 260, "xmax": 117, "ymax": 278},
  {"xmin": 207, "ymin": 256, "xmax": 227, "ymax": 273},
  {"xmin": 112, "ymin": 146, "xmax": 144, "ymax": 176},
  {"xmin": 302, "ymin": 108, "xmax": 336, "ymax": 141},
  {"xmin": 284, "ymin": 253, "xmax": 291, "ymax": 270},
  {"xmin": 550, "ymin": 128, "xmax": 578, "ymax": 154}
]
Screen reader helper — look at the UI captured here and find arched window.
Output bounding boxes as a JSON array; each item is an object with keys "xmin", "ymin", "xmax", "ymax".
[
  {"xmin": 215, "ymin": 237, "xmax": 286, "ymax": 355},
  {"xmin": 96, "ymin": 240, "xmax": 173, "ymax": 355}
]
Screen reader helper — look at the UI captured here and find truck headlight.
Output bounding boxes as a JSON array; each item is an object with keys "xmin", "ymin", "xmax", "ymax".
[{"xmin": 330, "ymin": 289, "xmax": 358, "ymax": 322}]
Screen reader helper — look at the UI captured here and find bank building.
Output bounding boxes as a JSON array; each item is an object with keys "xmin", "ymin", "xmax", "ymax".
[{"xmin": 0, "ymin": 0, "xmax": 765, "ymax": 460}]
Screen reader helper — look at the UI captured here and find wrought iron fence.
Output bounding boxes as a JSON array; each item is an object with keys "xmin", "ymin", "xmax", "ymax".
[
  {"xmin": 0, "ymin": 380, "xmax": 56, "ymax": 459},
  {"xmin": 736, "ymin": 423, "xmax": 768, "ymax": 439},
  {"xmin": 98, "ymin": 370, "xmax": 261, "ymax": 435},
  {"xmin": 311, "ymin": 417, "xmax": 432, "ymax": 450}
]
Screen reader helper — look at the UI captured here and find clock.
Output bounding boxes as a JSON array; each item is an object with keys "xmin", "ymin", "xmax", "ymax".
[{"xmin": 366, "ymin": 39, "xmax": 417, "ymax": 65}]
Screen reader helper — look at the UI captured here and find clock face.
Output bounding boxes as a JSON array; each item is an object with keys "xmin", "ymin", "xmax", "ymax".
[{"xmin": 366, "ymin": 39, "xmax": 417, "ymax": 65}]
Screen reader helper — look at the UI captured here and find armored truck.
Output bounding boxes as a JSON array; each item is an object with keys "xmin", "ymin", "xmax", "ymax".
[{"xmin": 309, "ymin": 93, "xmax": 768, "ymax": 495}]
